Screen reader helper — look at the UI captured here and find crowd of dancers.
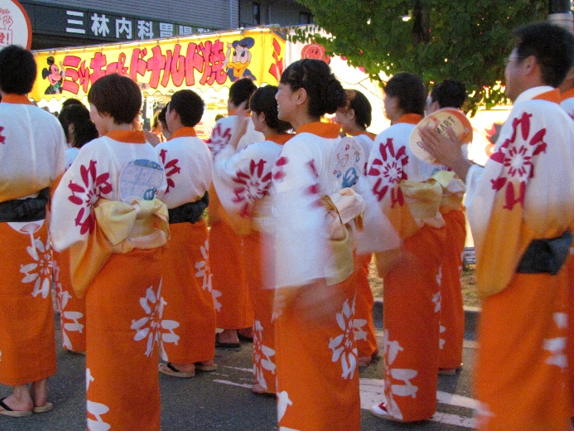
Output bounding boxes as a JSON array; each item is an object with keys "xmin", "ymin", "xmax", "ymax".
[{"xmin": 0, "ymin": 19, "xmax": 573, "ymax": 431}]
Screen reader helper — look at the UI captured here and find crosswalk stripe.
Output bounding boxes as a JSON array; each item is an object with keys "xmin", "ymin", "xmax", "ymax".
[
  {"xmin": 216, "ymin": 369, "xmax": 477, "ymax": 429},
  {"xmin": 360, "ymin": 378, "xmax": 476, "ymax": 429}
]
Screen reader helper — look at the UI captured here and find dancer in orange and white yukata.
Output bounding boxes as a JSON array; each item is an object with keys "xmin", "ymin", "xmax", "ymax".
[
  {"xmin": 421, "ymin": 22, "xmax": 574, "ymax": 431},
  {"xmin": 365, "ymin": 73, "xmax": 447, "ymax": 423},
  {"xmin": 335, "ymin": 89, "xmax": 380, "ymax": 368},
  {"xmin": 271, "ymin": 59, "xmax": 367, "ymax": 431},
  {"xmin": 425, "ymin": 79, "xmax": 469, "ymax": 375},
  {"xmin": 156, "ymin": 90, "xmax": 217, "ymax": 378},
  {"xmin": 53, "ymin": 103, "xmax": 99, "ymax": 355},
  {"xmin": 0, "ymin": 45, "xmax": 66, "ymax": 418},
  {"xmin": 51, "ymin": 74, "xmax": 169, "ymax": 431},
  {"xmin": 206, "ymin": 78, "xmax": 264, "ymax": 347},
  {"xmin": 213, "ymin": 85, "xmax": 292, "ymax": 395}
]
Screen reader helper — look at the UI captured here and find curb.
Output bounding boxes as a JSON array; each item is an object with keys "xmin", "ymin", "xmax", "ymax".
[{"xmin": 372, "ymin": 298, "xmax": 480, "ymax": 340}]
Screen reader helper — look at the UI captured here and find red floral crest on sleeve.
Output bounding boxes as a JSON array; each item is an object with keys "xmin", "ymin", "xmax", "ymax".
[
  {"xmin": 231, "ymin": 159, "xmax": 273, "ymax": 217},
  {"xmin": 488, "ymin": 111, "xmax": 547, "ymax": 210},
  {"xmin": 206, "ymin": 123, "xmax": 231, "ymax": 157},
  {"xmin": 368, "ymin": 137, "xmax": 409, "ymax": 207},
  {"xmin": 67, "ymin": 160, "xmax": 112, "ymax": 235},
  {"xmin": 159, "ymin": 148, "xmax": 180, "ymax": 194}
]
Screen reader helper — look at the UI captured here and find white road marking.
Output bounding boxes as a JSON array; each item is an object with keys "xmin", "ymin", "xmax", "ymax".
[
  {"xmin": 215, "ymin": 368, "xmax": 477, "ymax": 429},
  {"xmin": 360, "ymin": 378, "xmax": 476, "ymax": 429},
  {"xmin": 213, "ymin": 379, "xmax": 252, "ymax": 389}
]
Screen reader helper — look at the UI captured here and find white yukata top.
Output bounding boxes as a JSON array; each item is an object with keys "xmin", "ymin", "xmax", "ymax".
[
  {"xmin": 206, "ymin": 113, "xmax": 264, "ymax": 157},
  {"xmin": 155, "ymin": 127, "xmax": 212, "ymax": 209},
  {"xmin": 50, "ymin": 130, "xmax": 168, "ymax": 252},
  {"xmin": 465, "ymin": 86, "xmax": 574, "ymax": 297},
  {"xmin": 213, "ymin": 133, "xmax": 291, "ymax": 234},
  {"xmin": 349, "ymin": 131, "xmax": 376, "ymax": 175},
  {"xmin": 271, "ymin": 122, "xmax": 369, "ymax": 289},
  {"xmin": 0, "ymin": 94, "xmax": 66, "ymax": 201}
]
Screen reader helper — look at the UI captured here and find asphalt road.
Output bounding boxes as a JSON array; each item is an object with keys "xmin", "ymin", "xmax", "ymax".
[{"xmin": 0, "ymin": 306, "xmax": 479, "ymax": 431}]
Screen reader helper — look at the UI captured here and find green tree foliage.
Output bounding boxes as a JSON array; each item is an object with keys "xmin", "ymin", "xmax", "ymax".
[{"xmin": 291, "ymin": 0, "xmax": 548, "ymax": 114}]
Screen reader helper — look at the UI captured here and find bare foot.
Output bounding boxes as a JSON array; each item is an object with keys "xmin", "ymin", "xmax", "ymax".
[
  {"xmin": 2, "ymin": 385, "xmax": 33, "ymax": 413},
  {"xmin": 217, "ymin": 329, "xmax": 239, "ymax": 344},
  {"xmin": 194, "ymin": 360, "xmax": 217, "ymax": 372},
  {"xmin": 238, "ymin": 327, "xmax": 253, "ymax": 340},
  {"xmin": 30, "ymin": 379, "xmax": 49, "ymax": 408},
  {"xmin": 159, "ymin": 362, "xmax": 196, "ymax": 378}
]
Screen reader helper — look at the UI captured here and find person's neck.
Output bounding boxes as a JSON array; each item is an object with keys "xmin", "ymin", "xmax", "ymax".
[
  {"xmin": 170, "ymin": 120, "xmax": 184, "ymax": 133},
  {"xmin": 290, "ymin": 114, "xmax": 319, "ymax": 131},
  {"xmin": 388, "ymin": 110, "xmax": 404, "ymax": 125},
  {"xmin": 345, "ymin": 124, "xmax": 365, "ymax": 135},
  {"xmin": 260, "ymin": 124, "xmax": 275, "ymax": 137},
  {"xmin": 109, "ymin": 123, "xmax": 132, "ymax": 132}
]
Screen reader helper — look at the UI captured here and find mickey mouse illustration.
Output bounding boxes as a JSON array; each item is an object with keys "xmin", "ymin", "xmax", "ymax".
[{"xmin": 42, "ymin": 56, "xmax": 65, "ymax": 95}]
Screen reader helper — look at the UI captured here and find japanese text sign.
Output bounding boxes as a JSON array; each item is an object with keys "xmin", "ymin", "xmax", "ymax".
[{"xmin": 31, "ymin": 28, "xmax": 285, "ymax": 101}]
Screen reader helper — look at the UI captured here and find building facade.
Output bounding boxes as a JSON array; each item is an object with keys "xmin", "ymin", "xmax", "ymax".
[{"xmin": 20, "ymin": 0, "xmax": 312, "ymax": 50}]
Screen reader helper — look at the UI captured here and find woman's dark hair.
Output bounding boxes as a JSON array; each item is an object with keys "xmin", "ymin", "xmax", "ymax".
[
  {"xmin": 62, "ymin": 98, "xmax": 84, "ymax": 109},
  {"xmin": 0, "ymin": 45, "xmax": 37, "ymax": 94},
  {"xmin": 346, "ymin": 89, "xmax": 372, "ymax": 130},
  {"xmin": 430, "ymin": 79, "xmax": 467, "ymax": 110},
  {"xmin": 158, "ymin": 106, "xmax": 167, "ymax": 125},
  {"xmin": 229, "ymin": 78, "xmax": 257, "ymax": 108},
  {"xmin": 58, "ymin": 104, "xmax": 99, "ymax": 148},
  {"xmin": 88, "ymin": 74, "xmax": 142, "ymax": 125},
  {"xmin": 249, "ymin": 85, "xmax": 291, "ymax": 133},
  {"xmin": 384, "ymin": 72, "xmax": 426, "ymax": 116},
  {"xmin": 280, "ymin": 59, "xmax": 346, "ymax": 118}
]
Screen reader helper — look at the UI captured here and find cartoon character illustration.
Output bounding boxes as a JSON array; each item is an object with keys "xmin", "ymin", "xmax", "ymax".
[
  {"xmin": 225, "ymin": 37, "xmax": 257, "ymax": 82},
  {"xmin": 42, "ymin": 56, "xmax": 65, "ymax": 95},
  {"xmin": 301, "ymin": 43, "xmax": 331, "ymax": 64}
]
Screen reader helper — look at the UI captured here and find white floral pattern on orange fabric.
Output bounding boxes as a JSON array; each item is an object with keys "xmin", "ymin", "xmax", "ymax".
[
  {"xmin": 18, "ymin": 229, "xmax": 52, "ymax": 299},
  {"xmin": 131, "ymin": 281, "xmax": 165, "ymax": 357},
  {"xmin": 253, "ymin": 319, "xmax": 276, "ymax": 390},
  {"xmin": 195, "ymin": 239, "xmax": 213, "ymax": 293},
  {"xmin": 86, "ymin": 368, "xmax": 111, "ymax": 431},
  {"xmin": 329, "ymin": 298, "xmax": 358, "ymax": 380},
  {"xmin": 53, "ymin": 260, "xmax": 85, "ymax": 351}
]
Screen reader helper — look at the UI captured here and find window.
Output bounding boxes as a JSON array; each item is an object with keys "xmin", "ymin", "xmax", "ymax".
[
  {"xmin": 299, "ymin": 11, "xmax": 312, "ymax": 25},
  {"xmin": 253, "ymin": 2, "xmax": 261, "ymax": 25}
]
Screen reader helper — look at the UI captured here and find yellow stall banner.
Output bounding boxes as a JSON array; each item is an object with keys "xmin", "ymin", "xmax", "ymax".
[{"xmin": 30, "ymin": 27, "xmax": 285, "ymax": 102}]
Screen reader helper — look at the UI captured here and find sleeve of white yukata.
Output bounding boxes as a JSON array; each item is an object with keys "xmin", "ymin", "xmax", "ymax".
[
  {"xmin": 353, "ymin": 175, "xmax": 401, "ymax": 255},
  {"xmin": 271, "ymin": 138, "xmax": 329, "ymax": 289}
]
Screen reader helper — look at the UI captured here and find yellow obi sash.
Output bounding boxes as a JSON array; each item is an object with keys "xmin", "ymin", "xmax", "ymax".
[
  {"xmin": 399, "ymin": 180, "xmax": 442, "ymax": 220},
  {"xmin": 69, "ymin": 198, "xmax": 170, "ymax": 298},
  {"xmin": 432, "ymin": 170, "xmax": 465, "ymax": 213}
]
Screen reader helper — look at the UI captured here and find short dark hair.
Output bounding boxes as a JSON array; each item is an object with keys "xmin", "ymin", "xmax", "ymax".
[
  {"xmin": 280, "ymin": 59, "xmax": 346, "ymax": 117},
  {"xmin": 514, "ymin": 22, "xmax": 574, "ymax": 87},
  {"xmin": 87, "ymin": 74, "xmax": 142, "ymax": 125},
  {"xmin": 169, "ymin": 90, "xmax": 204, "ymax": 127},
  {"xmin": 58, "ymin": 104, "xmax": 99, "ymax": 148},
  {"xmin": 62, "ymin": 98, "xmax": 84, "ymax": 109},
  {"xmin": 384, "ymin": 73, "xmax": 426, "ymax": 116},
  {"xmin": 430, "ymin": 79, "xmax": 467, "ymax": 110},
  {"xmin": 249, "ymin": 85, "xmax": 291, "ymax": 133},
  {"xmin": 229, "ymin": 78, "xmax": 257, "ymax": 108},
  {"xmin": 0, "ymin": 45, "xmax": 37, "ymax": 94},
  {"xmin": 158, "ymin": 106, "xmax": 167, "ymax": 124},
  {"xmin": 346, "ymin": 89, "xmax": 372, "ymax": 129}
]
